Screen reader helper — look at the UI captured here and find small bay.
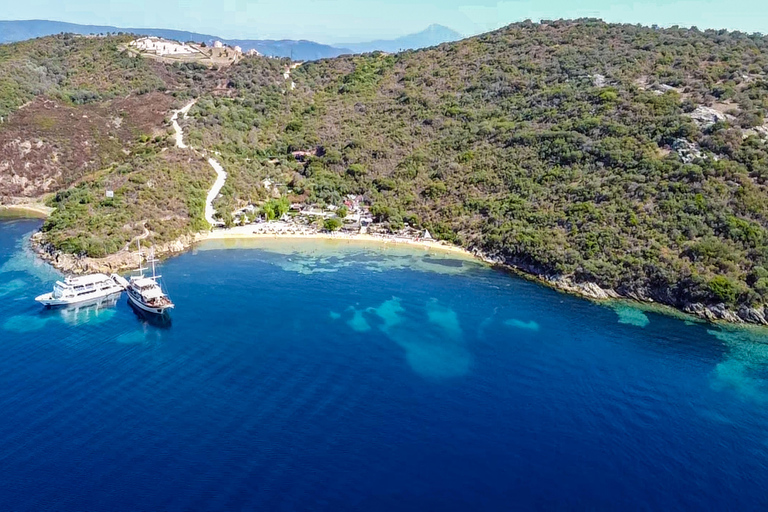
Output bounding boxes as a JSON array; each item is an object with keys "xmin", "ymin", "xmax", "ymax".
[{"xmin": 1, "ymin": 219, "xmax": 768, "ymax": 510}]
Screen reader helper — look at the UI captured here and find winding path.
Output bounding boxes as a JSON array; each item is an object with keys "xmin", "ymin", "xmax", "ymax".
[
  {"xmin": 204, "ymin": 157, "xmax": 227, "ymax": 225},
  {"xmin": 284, "ymin": 62, "xmax": 302, "ymax": 91},
  {"xmin": 169, "ymin": 63, "xmax": 302, "ymax": 228},
  {"xmin": 170, "ymin": 99, "xmax": 228, "ymax": 226},
  {"xmin": 170, "ymin": 100, "xmax": 196, "ymax": 149}
]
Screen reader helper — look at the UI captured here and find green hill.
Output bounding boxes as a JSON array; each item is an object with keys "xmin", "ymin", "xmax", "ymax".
[
  {"xmin": 3, "ymin": 20, "xmax": 768, "ymax": 322},
  {"xmin": 187, "ymin": 20, "xmax": 768, "ymax": 320},
  {"xmin": 0, "ymin": 34, "xmax": 216, "ymax": 253}
]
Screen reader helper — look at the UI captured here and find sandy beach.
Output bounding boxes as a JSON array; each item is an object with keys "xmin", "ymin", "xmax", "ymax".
[
  {"xmin": 0, "ymin": 203, "xmax": 53, "ymax": 219},
  {"xmin": 203, "ymin": 224, "xmax": 477, "ymax": 259}
]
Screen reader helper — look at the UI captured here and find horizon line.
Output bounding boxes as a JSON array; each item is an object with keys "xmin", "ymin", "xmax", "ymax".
[
  {"xmin": 1, "ymin": 17, "xmax": 765, "ymax": 45},
  {"xmin": 0, "ymin": 18, "xmax": 467, "ymax": 46}
]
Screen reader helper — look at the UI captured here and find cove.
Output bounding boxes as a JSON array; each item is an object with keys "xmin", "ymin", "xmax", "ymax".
[{"xmin": 1, "ymin": 219, "xmax": 768, "ymax": 511}]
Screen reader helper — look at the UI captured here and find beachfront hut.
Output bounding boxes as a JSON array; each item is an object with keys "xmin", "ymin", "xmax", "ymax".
[{"xmin": 423, "ymin": 230, "xmax": 433, "ymax": 240}]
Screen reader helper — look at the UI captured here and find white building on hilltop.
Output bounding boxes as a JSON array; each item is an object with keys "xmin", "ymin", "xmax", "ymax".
[{"xmin": 129, "ymin": 37, "xmax": 195, "ymax": 55}]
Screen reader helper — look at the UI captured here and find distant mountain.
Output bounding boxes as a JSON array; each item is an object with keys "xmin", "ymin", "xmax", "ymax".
[
  {"xmin": 0, "ymin": 20, "xmax": 218, "ymax": 45},
  {"xmin": 338, "ymin": 24, "xmax": 463, "ymax": 53},
  {"xmin": 224, "ymin": 39, "xmax": 350, "ymax": 60},
  {"xmin": 0, "ymin": 20, "xmax": 457, "ymax": 60},
  {"xmin": 0, "ymin": 20, "xmax": 351, "ymax": 60}
]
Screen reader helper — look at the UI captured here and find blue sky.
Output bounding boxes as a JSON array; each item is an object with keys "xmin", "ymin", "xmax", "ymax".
[{"xmin": 4, "ymin": 0, "xmax": 767, "ymax": 43}]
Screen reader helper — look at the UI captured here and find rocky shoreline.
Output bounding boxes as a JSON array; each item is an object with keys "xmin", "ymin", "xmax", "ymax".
[
  {"xmin": 29, "ymin": 231, "xmax": 207, "ymax": 275},
  {"xmin": 472, "ymin": 250, "xmax": 768, "ymax": 327},
  {"xmin": 25, "ymin": 225, "xmax": 768, "ymax": 327}
]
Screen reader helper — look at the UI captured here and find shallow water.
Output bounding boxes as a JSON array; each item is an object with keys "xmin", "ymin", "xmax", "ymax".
[{"xmin": 2, "ymin": 219, "xmax": 768, "ymax": 510}]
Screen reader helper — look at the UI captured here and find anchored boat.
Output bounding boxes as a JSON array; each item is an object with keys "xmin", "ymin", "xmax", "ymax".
[
  {"xmin": 127, "ymin": 245, "xmax": 174, "ymax": 316},
  {"xmin": 35, "ymin": 273, "xmax": 127, "ymax": 307}
]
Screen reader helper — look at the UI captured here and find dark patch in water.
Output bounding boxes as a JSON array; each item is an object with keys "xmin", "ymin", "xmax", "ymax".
[{"xmin": 422, "ymin": 256, "xmax": 464, "ymax": 268}]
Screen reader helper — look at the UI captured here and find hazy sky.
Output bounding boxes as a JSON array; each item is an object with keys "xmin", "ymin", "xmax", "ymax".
[{"xmin": 3, "ymin": 0, "xmax": 767, "ymax": 43}]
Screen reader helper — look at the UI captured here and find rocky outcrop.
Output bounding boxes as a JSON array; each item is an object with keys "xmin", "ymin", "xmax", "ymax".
[
  {"xmin": 736, "ymin": 306, "xmax": 768, "ymax": 325},
  {"xmin": 591, "ymin": 74, "xmax": 607, "ymax": 88},
  {"xmin": 743, "ymin": 123, "xmax": 768, "ymax": 140},
  {"xmin": 474, "ymin": 248, "xmax": 623, "ymax": 301},
  {"xmin": 474, "ymin": 246, "xmax": 768, "ymax": 327},
  {"xmin": 678, "ymin": 303, "xmax": 768, "ymax": 325},
  {"xmin": 683, "ymin": 303, "xmax": 739, "ymax": 323},
  {"xmin": 31, "ymin": 231, "xmax": 207, "ymax": 275},
  {"xmin": 672, "ymin": 138, "xmax": 705, "ymax": 164},
  {"xmin": 686, "ymin": 105, "xmax": 732, "ymax": 128},
  {"xmin": 545, "ymin": 275, "xmax": 621, "ymax": 300}
]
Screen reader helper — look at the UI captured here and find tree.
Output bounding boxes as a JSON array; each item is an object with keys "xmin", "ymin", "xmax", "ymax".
[
  {"xmin": 261, "ymin": 198, "xmax": 290, "ymax": 220},
  {"xmin": 346, "ymin": 164, "xmax": 366, "ymax": 177},
  {"xmin": 221, "ymin": 211, "xmax": 234, "ymax": 228},
  {"xmin": 324, "ymin": 217, "xmax": 342, "ymax": 231},
  {"xmin": 708, "ymin": 276, "xmax": 740, "ymax": 305}
]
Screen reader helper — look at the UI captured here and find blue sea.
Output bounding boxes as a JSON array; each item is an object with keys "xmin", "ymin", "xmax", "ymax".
[{"xmin": 2, "ymin": 218, "xmax": 768, "ymax": 511}]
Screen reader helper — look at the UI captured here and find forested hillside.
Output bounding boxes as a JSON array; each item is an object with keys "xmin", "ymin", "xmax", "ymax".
[
  {"xmin": 0, "ymin": 34, "xmax": 215, "ymax": 254},
  {"xmin": 3, "ymin": 20, "xmax": 768, "ymax": 320},
  {"xmin": 187, "ymin": 19, "xmax": 768, "ymax": 318}
]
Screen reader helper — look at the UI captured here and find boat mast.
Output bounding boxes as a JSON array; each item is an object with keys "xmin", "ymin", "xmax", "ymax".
[
  {"xmin": 135, "ymin": 239, "xmax": 147, "ymax": 276},
  {"xmin": 145, "ymin": 246, "xmax": 162, "ymax": 281}
]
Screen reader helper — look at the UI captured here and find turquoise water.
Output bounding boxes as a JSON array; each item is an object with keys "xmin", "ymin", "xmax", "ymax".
[{"xmin": 2, "ymin": 219, "xmax": 768, "ymax": 510}]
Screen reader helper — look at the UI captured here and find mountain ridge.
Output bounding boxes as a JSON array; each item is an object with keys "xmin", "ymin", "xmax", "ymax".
[
  {"xmin": 0, "ymin": 19, "xmax": 218, "ymax": 45},
  {"xmin": 0, "ymin": 19, "xmax": 462, "ymax": 60}
]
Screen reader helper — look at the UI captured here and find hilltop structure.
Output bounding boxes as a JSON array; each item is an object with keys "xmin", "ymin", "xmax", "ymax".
[
  {"xmin": 124, "ymin": 36, "xmax": 246, "ymax": 67},
  {"xmin": 129, "ymin": 37, "xmax": 197, "ymax": 55}
]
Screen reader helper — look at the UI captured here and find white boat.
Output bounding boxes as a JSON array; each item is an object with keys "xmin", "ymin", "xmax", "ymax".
[
  {"xmin": 126, "ymin": 245, "xmax": 174, "ymax": 316},
  {"xmin": 35, "ymin": 273, "xmax": 127, "ymax": 307}
]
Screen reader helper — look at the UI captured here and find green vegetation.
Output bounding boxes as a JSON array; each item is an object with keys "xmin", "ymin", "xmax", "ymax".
[
  {"xmin": 188, "ymin": 20, "xmax": 768, "ymax": 312},
  {"xmin": 323, "ymin": 217, "xmax": 343, "ymax": 231},
  {"xmin": 261, "ymin": 197, "xmax": 290, "ymax": 220},
  {"xmin": 0, "ymin": 34, "xmax": 168, "ymax": 118},
  {"xmin": 3, "ymin": 21, "xmax": 768, "ymax": 318},
  {"xmin": 0, "ymin": 34, "xmax": 219, "ymax": 255},
  {"xmin": 41, "ymin": 143, "xmax": 211, "ymax": 257}
]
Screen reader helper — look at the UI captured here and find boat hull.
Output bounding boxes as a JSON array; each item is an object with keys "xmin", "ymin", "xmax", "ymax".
[
  {"xmin": 35, "ymin": 288, "xmax": 123, "ymax": 308},
  {"xmin": 127, "ymin": 292, "xmax": 174, "ymax": 316},
  {"xmin": 126, "ymin": 299, "xmax": 173, "ymax": 327}
]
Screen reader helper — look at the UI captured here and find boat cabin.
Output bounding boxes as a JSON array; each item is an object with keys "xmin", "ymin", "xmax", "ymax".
[
  {"xmin": 53, "ymin": 274, "xmax": 116, "ymax": 299},
  {"xmin": 131, "ymin": 278, "xmax": 164, "ymax": 298}
]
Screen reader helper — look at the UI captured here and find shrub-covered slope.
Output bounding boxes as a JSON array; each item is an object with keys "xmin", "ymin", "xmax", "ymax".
[
  {"xmin": 0, "ymin": 34, "xmax": 223, "ymax": 252},
  {"xmin": 190, "ymin": 20, "xmax": 768, "ymax": 314},
  {"xmin": 3, "ymin": 21, "xmax": 768, "ymax": 319}
]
